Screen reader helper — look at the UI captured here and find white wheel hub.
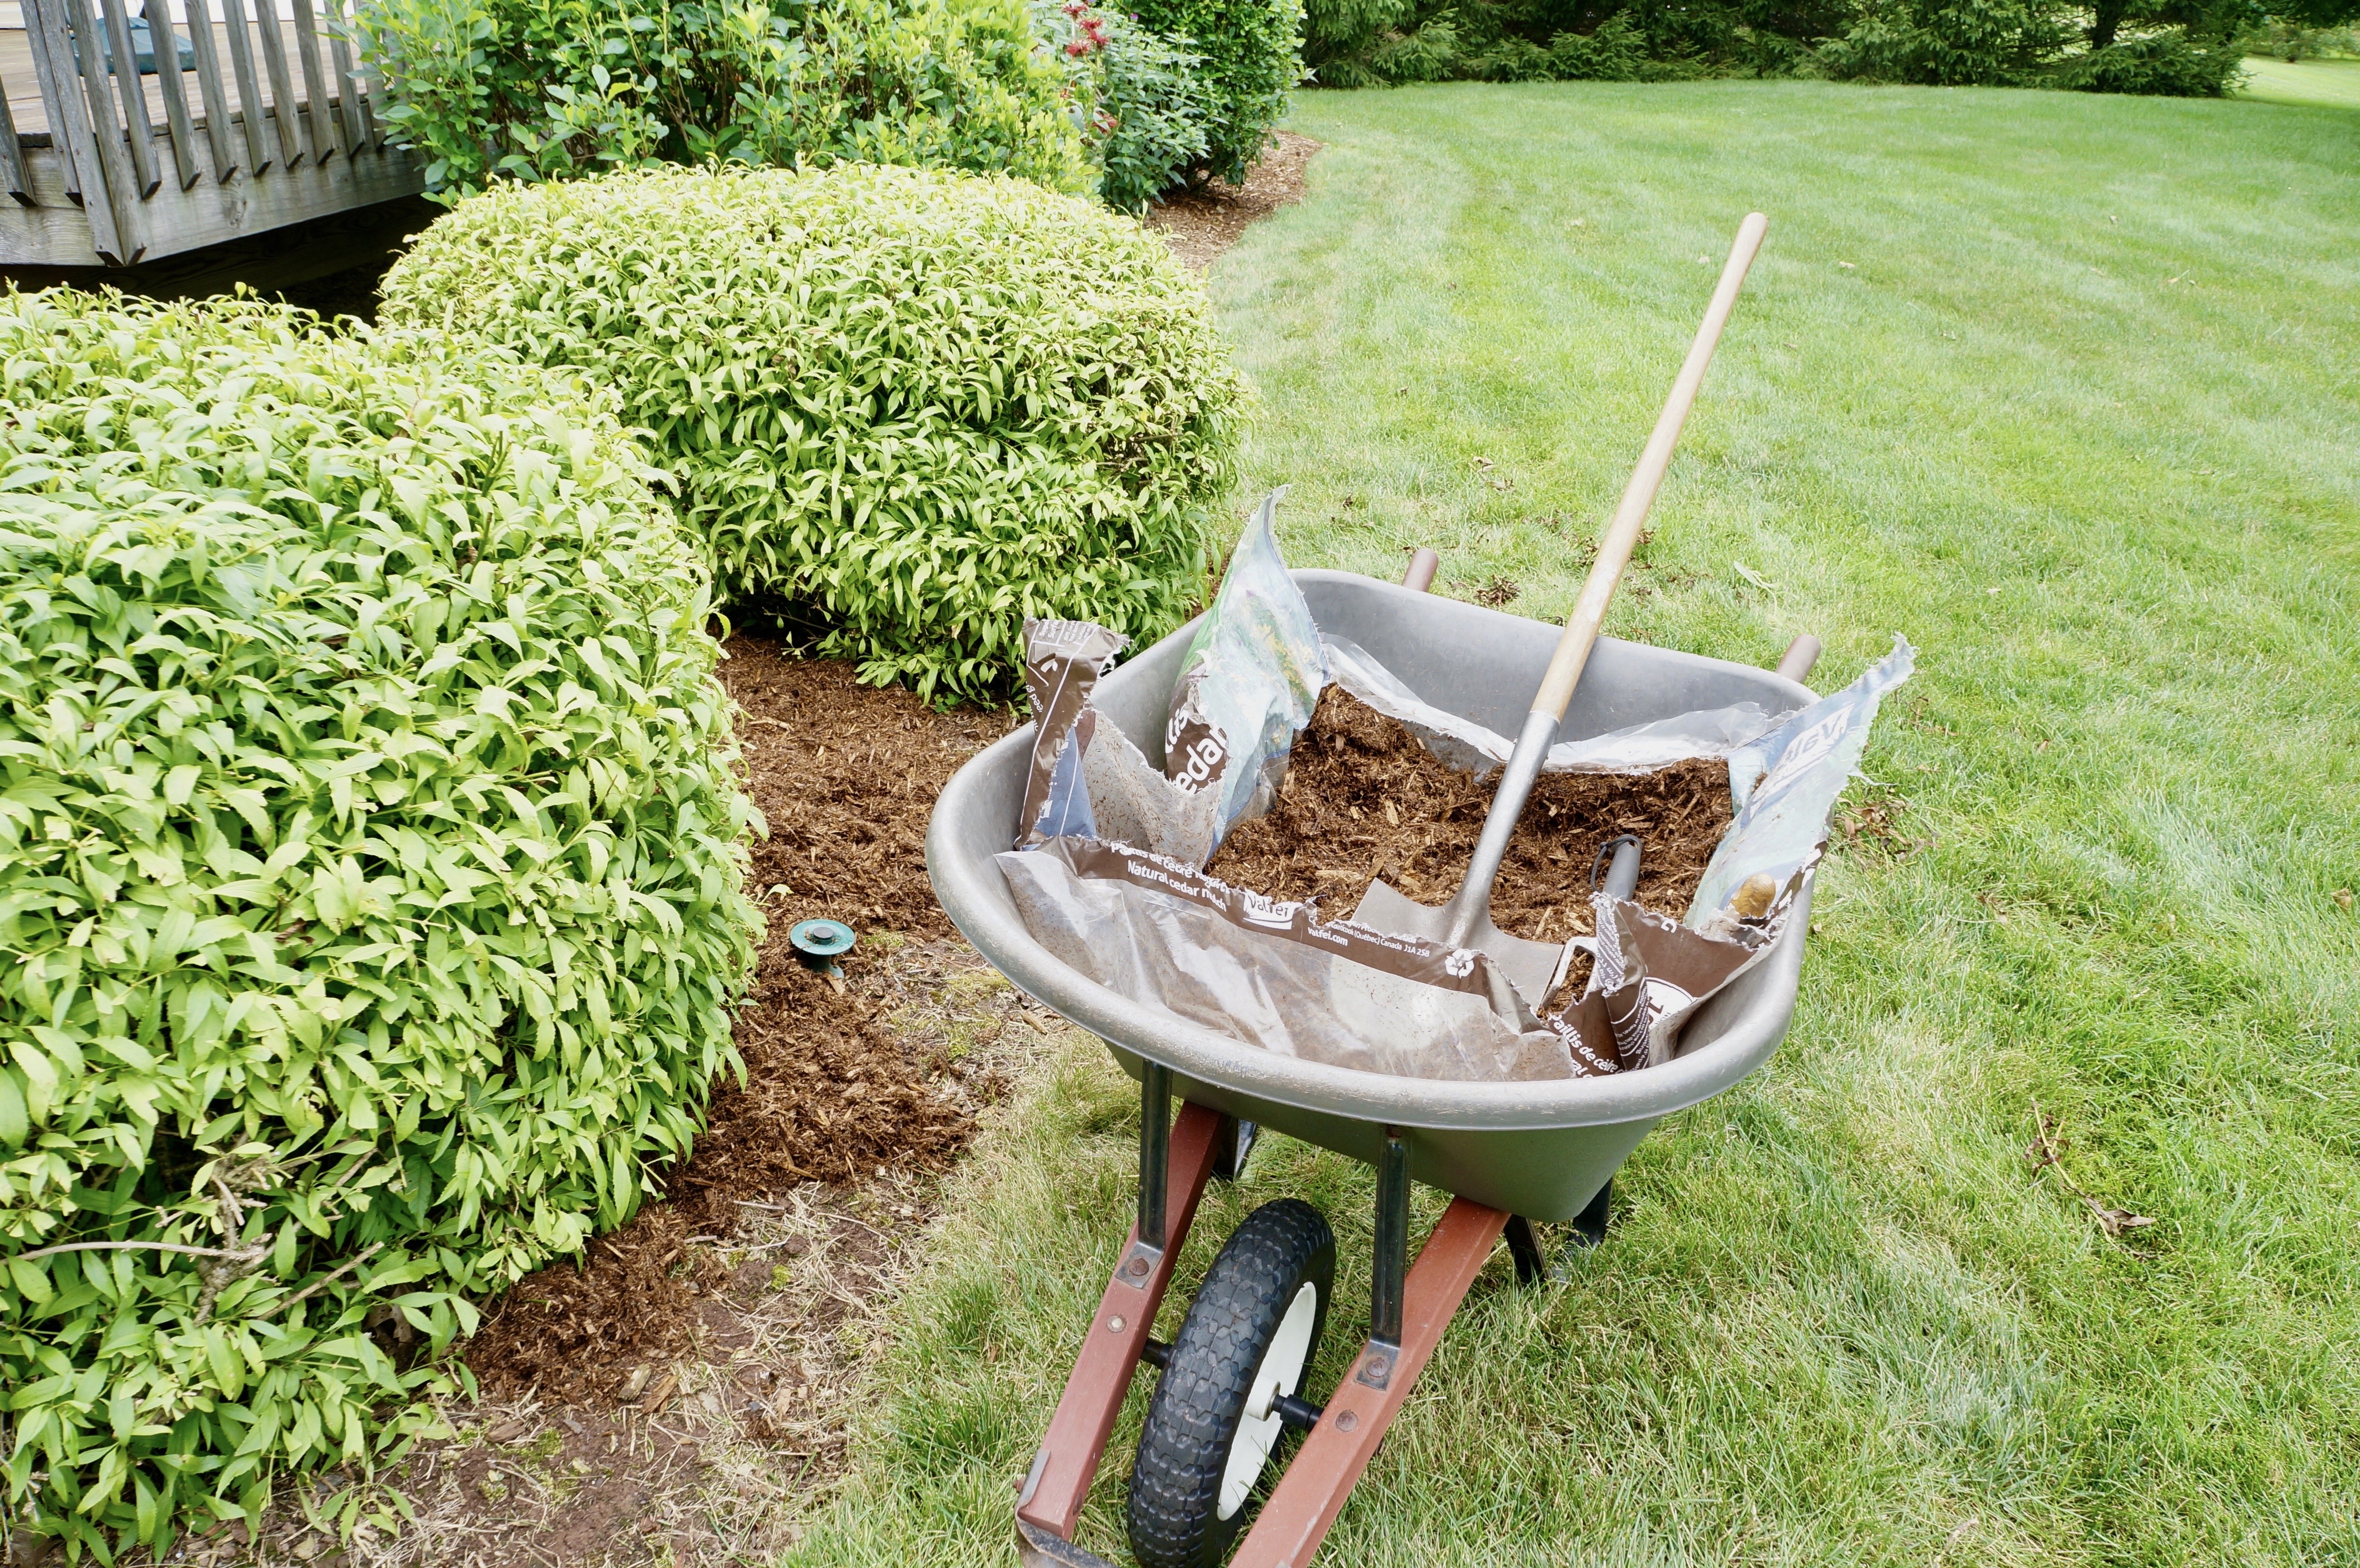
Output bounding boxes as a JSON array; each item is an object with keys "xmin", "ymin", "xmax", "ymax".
[{"xmin": 1217, "ymin": 1281, "xmax": 1318, "ymax": 1521}]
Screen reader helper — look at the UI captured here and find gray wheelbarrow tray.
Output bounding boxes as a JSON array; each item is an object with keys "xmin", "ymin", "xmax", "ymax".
[
  {"xmin": 924, "ymin": 567, "xmax": 1817, "ymax": 1225},
  {"xmin": 926, "ymin": 567, "xmax": 1819, "ymax": 1568}
]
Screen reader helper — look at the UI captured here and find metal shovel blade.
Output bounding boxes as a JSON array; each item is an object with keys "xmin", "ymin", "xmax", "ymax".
[{"xmin": 1350, "ymin": 878, "xmax": 1567, "ymax": 1006}]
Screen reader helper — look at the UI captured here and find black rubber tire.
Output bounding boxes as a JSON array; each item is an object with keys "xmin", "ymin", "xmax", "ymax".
[{"xmin": 1126, "ymin": 1198, "xmax": 1335, "ymax": 1568}]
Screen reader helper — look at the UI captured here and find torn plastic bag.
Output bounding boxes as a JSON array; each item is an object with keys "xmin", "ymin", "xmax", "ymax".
[
  {"xmin": 1017, "ymin": 620, "xmax": 1222, "ymax": 861},
  {"xmin": 1323, "ymin": 634, "xmax": 1791, "ymax": 778},
  {"xmin": 1019, "ymin": 620, "xmax": 1129, "ymax": 845},
  {"xmin": 1164, "ymin": 490, "xmax": 1327, "ymax": 842},
  {"xmin": 1687, "ymin": 635, "xmax": 1916, "ymax": 924},
  {"xmin": 998, "ymin": 836, "xmax": 1626, "ymax": 1082},
  {"xmin": 1073, "ymin": 708, "xmax": 1223, "ymax": 863},
  {"xmin": 1583, "ymin": 890, "xmax": 1775, "ymax": 1067}
]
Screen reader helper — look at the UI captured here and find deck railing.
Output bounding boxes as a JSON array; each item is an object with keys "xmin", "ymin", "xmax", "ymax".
[{"xmin": 2, "ymin": 0, "xmax": 423, "ymax": 266}]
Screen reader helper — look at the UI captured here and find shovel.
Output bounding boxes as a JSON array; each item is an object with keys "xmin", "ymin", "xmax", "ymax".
[{"xmin": 1352, "ymin": 212, "xmax": 1770, "ymax": 1003}]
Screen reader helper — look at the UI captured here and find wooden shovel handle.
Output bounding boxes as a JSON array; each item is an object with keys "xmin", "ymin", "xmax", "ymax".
[{"xmin": 1531, "ymin": 211, "xmax": 1770, "ymax": 722}]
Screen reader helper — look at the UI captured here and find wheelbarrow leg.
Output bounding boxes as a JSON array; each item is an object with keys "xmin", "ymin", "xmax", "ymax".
[
  {"xmin": 1212, "ymin": 1115, "xmax": 1259, "ymax": 1182},
  {"xmin": 1228, "ymin": 1195, "xmax": 1511, "ymax": 1568},
  {"xmin": 1570, "ymin": 1176, "xmax": 1613, "ymax": 1249},
  {"xmin": 1503, "ymin": 1215, "xmax": 1548, "ymax": 1285},
  {"xmin": 1017, "ymin": 1076, "xmax": 1229, "ymax": 1551},
  {"xmin": 1504, "ymin": 1177, "xmax": 1614, "ymax": 1285},
  {"xmin": 1371, "ymin": 1127, "xmax": 1411, "ymax": 1348}
]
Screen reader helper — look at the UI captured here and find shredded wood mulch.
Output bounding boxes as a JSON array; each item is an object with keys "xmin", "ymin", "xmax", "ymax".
[
  {"xmin": 1145, "ymin": 131, "xmax": 1321, "ymax": 270},
  {"xmin": 1211, "ymin": 686, "xmax": 1734, "ymax": 940},
  {"xmin": 459, "ymin": 644, "xmax": 1011, "ymax": 1405}
]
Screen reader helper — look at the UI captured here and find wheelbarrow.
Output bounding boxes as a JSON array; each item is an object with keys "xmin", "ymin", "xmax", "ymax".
[{"xmin": 925, "ymin": 572, "xmax": 1823, "ymax": 1568}]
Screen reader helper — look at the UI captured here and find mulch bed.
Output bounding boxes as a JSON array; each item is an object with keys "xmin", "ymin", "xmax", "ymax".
[
  {"xmin": 1146, "ymin": 131, "xmax": 1322, "ymax": 270},
  {"xmin": 461, "ymin": 643, "xmax": 1009, "ymax": 1401},
  {"xmin": 1211, "ymin": 686, "xmax": 1734, "ymax": 940}
]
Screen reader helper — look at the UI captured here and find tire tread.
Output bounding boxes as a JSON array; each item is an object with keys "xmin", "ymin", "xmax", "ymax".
[{"xmin": 1126, "ymin": 1198, "xmax": 1333, "ymax": 1568}]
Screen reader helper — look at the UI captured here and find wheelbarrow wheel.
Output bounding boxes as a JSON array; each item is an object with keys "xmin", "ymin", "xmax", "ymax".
[{"xmin": 1127, "ymin": 1198, "xmax": 1334, "ymax": 1568}]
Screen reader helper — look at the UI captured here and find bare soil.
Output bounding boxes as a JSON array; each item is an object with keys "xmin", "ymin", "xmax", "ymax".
[
  {"xmin": 1145, "ymin": 131, "xmax": 1322, "ymax": 270},
  {"xmin": 1212, "ymin": 686, "xmax": 1734, "ymax": 941},
  {"xmin": 192, "ymin": 649, "xmax": 1035, "ymax": 1568},
  {"xmin": 461, "ymin": 644, "xmax": 1008, "ymax": 1404}
]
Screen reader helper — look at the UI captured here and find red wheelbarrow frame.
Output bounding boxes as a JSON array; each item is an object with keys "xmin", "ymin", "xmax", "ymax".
[{"xmin": 1013, "ymin": 1069, "xmax": 1596, "ymax": 1568}]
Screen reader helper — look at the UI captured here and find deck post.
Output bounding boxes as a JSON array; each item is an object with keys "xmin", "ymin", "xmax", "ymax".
[
  {"xmin": 181, "ymin": 0, "xmax": 240, "ymax": 179},
  {"xmin": 324, "ymin": 6, "xmax": 368, "ymax": 153},
  {"xmin": 42, "ymin": 0, "xmax": 144, "ymax": 258},
  {"xmin": 92, "ymin": 0, "xmax": 162, "ymax": 196},
  {"xmin": 336, "ymin": 3, "xmax": 381, "ymax": 149},
  {"xmin": 24, "ymin": 0, "xmax": 84, "ymax": 203},
  {"xmin": 146, "ymin": 8, "xmax": 206, "ymax": 189},
  {"xmin": 289, "ymin": 0, "xmax": 341, "ymax": 161},
  {"xmin": 247, "ymin": 0, "xmax": 306, "ymax": 168},
  {"xmin": 218, "ymin": 0, "xmax": 272, "ymax": 174},
  {"xmin": 0, "ymin": 78, "xmax": 31, "ymax": 205}
]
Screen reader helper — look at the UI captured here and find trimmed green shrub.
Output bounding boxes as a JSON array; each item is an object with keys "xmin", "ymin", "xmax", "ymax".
[
  {"xmin": 1127, "ymin": 0, "xmax": 1304, "ymax": 182},
  {"xmin": 352, "ymin": 0, "xmax": 1091, "ymax": 202},
  {"xmin": 1033, "ymin": 0, "xmax": 1216, "ymax": 210},
  {"xmin": 2053, "ymin": 28, "xmax": 2248, "ymax": 92},
  {"xmin": 0, "ymin": 290, "xmax": 759, "ymax": 1555},
  {"xmin": 380, "ymin": 163, "xmax": 1251, "ymax": 704},
  {"xmin": 1299, "ymin": 0, "xmax": 2255, "ymax": 88},
  {"xmin": 1819, "ymin": 0, "xmax": 2072, "ymax": 83},
  {"xmin": 1306, "ymin": 3, "xmax": 1700, "ymax": 85}
]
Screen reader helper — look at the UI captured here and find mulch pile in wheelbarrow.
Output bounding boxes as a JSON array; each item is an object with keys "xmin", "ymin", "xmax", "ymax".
[
  {"xmin": 1212, "ymin": 686, "xmax": 1733, "ymax": 939},
  {"xmin": 462, "ymin": 643, "xmax": 1009, "ymax": 1400}
]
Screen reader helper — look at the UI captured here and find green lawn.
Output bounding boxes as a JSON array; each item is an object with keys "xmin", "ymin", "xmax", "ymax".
[
  {"xmin": 788, "ymin": 82, "xmax": 2360, "ymax": 1566},
  {"xmin": 2240, "ymin": 55, "xmax": 2360, "ymax": 109}
]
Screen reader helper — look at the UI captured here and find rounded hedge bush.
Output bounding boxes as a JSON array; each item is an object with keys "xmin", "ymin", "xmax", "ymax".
[
  {"xmin": 0, "ymin": 291, "xmax": 759, "ymax": 1554},
  {"xmin": 379, "ymin": 162, "xmax": 1250, "ymax": 704}
]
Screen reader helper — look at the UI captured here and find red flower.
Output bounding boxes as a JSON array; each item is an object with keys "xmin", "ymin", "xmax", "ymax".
[{"xmin": 1065, "ymin": 38, "xmax": 1089, "ymax": 53}]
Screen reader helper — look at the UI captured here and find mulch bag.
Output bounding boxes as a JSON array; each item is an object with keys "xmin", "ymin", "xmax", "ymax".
[
  {"xmin": 1014, "ymin": 490, "xmax": 1325, "ymax": 867},
  {"xmin": 1322, "ymin": 634, "xmax": 1793, "ymax": 779},
  {"xmin": 1581, "ymin": 890, "xmax": 1774, "ymax": 1068},
  {"xmin": 1687, "ymin": 634, "xmax": 1916, "ymax": 927},
  {"xmin": 1551, "ymin": 637, "xmax": 1916, "ymax": 1070},
  {"xmin": 1000, "ymin": 836, "xmax": 1621, "ymax": 1082},
  {"xmin": 1018, "ymin": 620, "xmax": 1224, "ymax": 860},
  {"xmin": 1163, "ymin": 490, "xmax": 1326, "ymax": 843},
  {"xmin": 1019, "ymin": 619, "xmax": 1130, "ymax": 845}
]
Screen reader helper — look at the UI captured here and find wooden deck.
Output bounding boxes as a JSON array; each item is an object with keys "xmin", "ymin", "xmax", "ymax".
[
  {"xmin": 5, "ymin": 19, "xmax": 311, "ymax": 137},
  {"xmin": 1, "ymin": 0, "xmax": 423, "ymax": 268}
]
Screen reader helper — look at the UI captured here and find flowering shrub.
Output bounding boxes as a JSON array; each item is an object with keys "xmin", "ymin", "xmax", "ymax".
[
  {"xmin": 353, "ymin": 0, "xmax": 1091, "ymax": 202},
  {"xmin": 1036, "ymin": 0, "xmax": 1215, "ymax": 208},
  {"xmin": 382, "ymin": 164, "xmax": 1251, "ymax": 703}
]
